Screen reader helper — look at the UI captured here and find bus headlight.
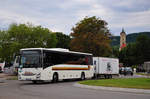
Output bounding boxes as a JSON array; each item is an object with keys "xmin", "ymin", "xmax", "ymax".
[
  {"xmin": 18, "ymin": 74, "xmax": 21, "ymax": 80},
  {"xmin": 36, "ymin": 73, "xmax": 41, "ymax": 79}
]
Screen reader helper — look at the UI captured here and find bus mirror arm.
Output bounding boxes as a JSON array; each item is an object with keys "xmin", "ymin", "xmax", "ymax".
[{"xmin": 19, "ymin": 65, "xmax": 23, "ymax": 69}]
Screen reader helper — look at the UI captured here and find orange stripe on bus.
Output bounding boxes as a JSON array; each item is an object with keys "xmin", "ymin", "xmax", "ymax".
[{"xmin": 52, "ymin": 66, "xmax": 90, "ymax": 70}]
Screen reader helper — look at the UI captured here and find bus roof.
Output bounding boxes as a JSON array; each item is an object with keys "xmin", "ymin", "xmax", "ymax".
[{"xmin": 20, "ymin": 48, "xmax": 92, "ymax": 56}]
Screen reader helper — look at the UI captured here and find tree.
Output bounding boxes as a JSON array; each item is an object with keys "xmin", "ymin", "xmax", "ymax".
[
  {"xmin": 55, "ymin": 32, "xmax": 71, "ymax": 49},
  {"xmin": 119, "ymin": 43, "xmax": 137, "ymax": 66},
  {"xmin": 111, "ymin": 46, "xmax": 119, "ymax": 58},
  {"xmin": 135, "ymin": 35, "xmax": 150, "ymax": 64},
  {"xmin": 0, "ymin": 23, "xmax": 57, "ymax": 62},
  {"xmin": 70, "ymin": 16, "xmax": 112, "ymax": 56},
  {"xmin": 0, "ymin": 30, "xmax": 10, "ymax": 62},
  {"xmin": 119, "ymin": 34, "xmax": 150, "ymax": 66}
]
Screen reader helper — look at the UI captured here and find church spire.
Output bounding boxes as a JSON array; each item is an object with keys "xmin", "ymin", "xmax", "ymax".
[{"xmin": 122, "ymin": 28, "xmax": 125, "ymax": 33}]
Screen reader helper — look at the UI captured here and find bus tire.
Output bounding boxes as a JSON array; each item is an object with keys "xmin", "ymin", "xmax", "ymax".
[
  {"xmin": 109, "ymin": 75, "xmax": 112, "ymax": 79},
  {"xmin": 80, "ymin": 72, "xmax": 85, "ymax": 80},
  {"xmin": 92, "ymin": 74, "xmax": 96, "ymax": 79},
  {"xmin": 52, "ymin": 73, "xmax": 58, "ymax": 83},
  {"xmin": 32, "ymin": 81, "xmax": 37, "ymax": 84}
]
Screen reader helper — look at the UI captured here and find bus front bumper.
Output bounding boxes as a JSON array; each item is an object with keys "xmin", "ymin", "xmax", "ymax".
[{"xmin": 18, "ymin": 73, "xmax": 41, "ymax": 81}]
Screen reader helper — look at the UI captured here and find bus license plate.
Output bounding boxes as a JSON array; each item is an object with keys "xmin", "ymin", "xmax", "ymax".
[{"xmin": 26, "ymin": 78, "xmax": 32, "ymax": 80}]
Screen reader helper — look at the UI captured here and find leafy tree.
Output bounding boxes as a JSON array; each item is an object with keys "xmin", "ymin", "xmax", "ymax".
[
  {"xmin": 70, "ymin": 16, "xmax": 112, "ymax": 56},
  {"xmin": 55, "ymin": 32, "xmax": 71, "ymax": 49},
  {"xmin": 46, "ymin": 33, "xmax": 58, "ymax": 48},
  {"xmin": 135, "ymin": 35, "xmax": 150, "ymax": 64},
  {"xmin": 119, "ymin": 34, "xmax": 150, "ymax": 66},
  {"xmin": 111, "ymin": 46, "xmax": 119, "ymax": 58},
  {"xmin": 119, "ymin": 43, "xmax": 137, "ymax": 66},
  {"xmin": 0, "ymin": 30, "xmax": 10, "ymax": 62},
  {"xmin": 0, "ymin": 23, "xmax": 57, "ymax": 62}
]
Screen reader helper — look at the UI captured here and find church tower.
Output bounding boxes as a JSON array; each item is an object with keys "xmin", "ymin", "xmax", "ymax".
[{"xmin": 120, "ymin": 28, "xmax": 126, "ymax": 51}]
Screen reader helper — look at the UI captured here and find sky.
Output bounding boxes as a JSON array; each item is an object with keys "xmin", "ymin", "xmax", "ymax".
[{"xmin": 0, "ymin": 0, "xmax": 150, "ymax": 36}]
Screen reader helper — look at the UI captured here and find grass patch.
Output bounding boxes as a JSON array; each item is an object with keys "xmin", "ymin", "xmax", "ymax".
[
  {"xmin": 79, "ymin": 78, "xmax": 150, "ymax": 89},
  {"xmin": 6, "ymin": 76, "xmax": 18, "ymax": 80}
]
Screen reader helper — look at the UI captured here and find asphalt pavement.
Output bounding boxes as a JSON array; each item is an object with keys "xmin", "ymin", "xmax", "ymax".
[
  {"xmin": 0, "ymin": 79, "xmax": 150, "ymax": 99},
  {"xmin": 74, "ymin": 83, "xmax": 150, "ymax": 94}
]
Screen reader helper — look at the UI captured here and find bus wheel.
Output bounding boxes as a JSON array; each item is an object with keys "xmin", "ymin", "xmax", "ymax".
[
  {"xmin": 81, "ymin": 72, "xmax": 85, "ymax": 80},
  {"xmin": 52, "ymin": 73, "xmax": 58, "ymax": 83},
  {"xmin": 32, "ymin": 81, "xmax": 37, "ymax": 84}
]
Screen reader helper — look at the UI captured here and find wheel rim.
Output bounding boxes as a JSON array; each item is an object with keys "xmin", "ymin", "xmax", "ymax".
[
  {"xmin": 53, "ymin": 74, "xmax": 58, "ymax": 82},
  {"xmin": 81, "ymin": 73, "xmax": 85, "ymax": 80}
]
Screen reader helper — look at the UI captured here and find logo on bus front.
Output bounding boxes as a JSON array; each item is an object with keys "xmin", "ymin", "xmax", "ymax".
[{"xmin": 23, "ymin": 72, "xmax": 35, "ymax": 76}]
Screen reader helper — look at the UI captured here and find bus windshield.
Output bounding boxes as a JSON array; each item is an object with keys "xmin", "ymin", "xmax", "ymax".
[{"xmin": 20, "ymin": 50, "xmax": 41, "ymax": 68}]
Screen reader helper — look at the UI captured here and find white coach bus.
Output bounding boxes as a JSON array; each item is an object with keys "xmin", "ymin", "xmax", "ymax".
[{"xmin": 18, "ymin": 48, "xmax": 94, "ymax": 83}]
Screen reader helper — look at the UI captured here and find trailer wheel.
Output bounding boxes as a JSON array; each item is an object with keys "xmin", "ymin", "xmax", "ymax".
[
  {"xmin": 108, "ymin": 75, "xmax": 112, "ymax": 79},
  {"xmin": 104, "ymin": 75, "xmax": 108, "ymax": 79},
  {"xmin": 52, "ymin": 73, "xmax": 58, "ymax": 83},
  {"xmin": 109, "ymin": 75, "xmax": 112, "ymax": 79},
  {"xmin": 80, "ymin": 72, "xmax": 85, "ymax": 80}
]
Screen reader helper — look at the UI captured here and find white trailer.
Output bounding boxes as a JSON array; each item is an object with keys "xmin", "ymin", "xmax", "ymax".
[{"xmin": 93, "ymin": 57, "xmax": 119, "ymax": 78}]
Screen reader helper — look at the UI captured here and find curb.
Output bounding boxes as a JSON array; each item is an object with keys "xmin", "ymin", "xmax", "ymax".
[{"xmin": 74, "ymin": 83, "xmax": 150, "ymax": 94}]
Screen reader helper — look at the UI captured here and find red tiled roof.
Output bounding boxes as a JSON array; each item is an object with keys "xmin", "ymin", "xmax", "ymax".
[{"xmin": 120, "ymin": 43, "xmax": 126, "ymax": 50}]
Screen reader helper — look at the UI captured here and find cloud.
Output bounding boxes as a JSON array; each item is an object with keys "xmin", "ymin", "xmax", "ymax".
[
  {"xmin": 0, "ymin": 10, "xmax": 38, "ymax": 24},
  {"xmin": 0, "ymin": 0, "xmax": 150, "ymax": 35},
  {"xmin": 108, "ymin": 8, "xmax": 150, "ymax": 35},
  {"xmin": 111, "ymin": 10, "xmax": 150, "ymax": 28}
]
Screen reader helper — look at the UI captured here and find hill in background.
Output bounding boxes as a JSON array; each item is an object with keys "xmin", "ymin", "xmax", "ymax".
[{"xmin": 111, "ymin": 32, "xmax": 150, "ymax": 46}]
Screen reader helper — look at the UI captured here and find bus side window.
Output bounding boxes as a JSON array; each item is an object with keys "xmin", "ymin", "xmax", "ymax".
[
  {"xmin": 43, "ymin": 53, "xmax": 52, "ymax": 68},
  {"xmin": 16, "ymin": 57, "xmax": 20, "ymax": 63},
  {"xmin": 94, "ymin": 61, "xmax": 96, "ymax": 65},
  {"xmin": 88, "ymin": 56, "xmax": 93, "ymax": 65}
]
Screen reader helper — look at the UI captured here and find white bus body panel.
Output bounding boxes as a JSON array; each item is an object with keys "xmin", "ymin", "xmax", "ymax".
[
  {"xmin": 18, "ymin": 64, "xmax": 94, "ymax": 81},
  {"xmin": 93, "ymin": 57, "xmax": 119, "ymax": 74}
]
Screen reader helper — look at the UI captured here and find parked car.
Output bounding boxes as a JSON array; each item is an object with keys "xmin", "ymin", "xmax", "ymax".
[{"xmin": 119, "ymin": 67, "xmax": 133, "ymax": 76}]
